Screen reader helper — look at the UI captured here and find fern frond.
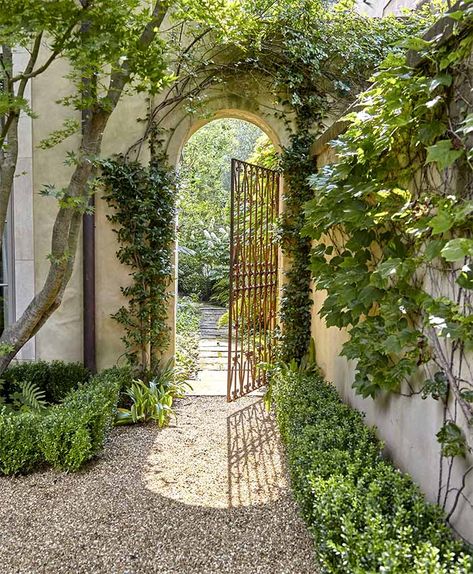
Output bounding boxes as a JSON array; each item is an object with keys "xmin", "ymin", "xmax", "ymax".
[{"xmin": 13, "ymin": 381, "xmax": 47, "ymax": 413}]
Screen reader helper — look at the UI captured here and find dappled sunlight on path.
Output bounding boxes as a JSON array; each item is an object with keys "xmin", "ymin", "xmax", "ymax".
[
  {"xmin": 0, "ymin": 396, "xmax": 316, "ymax": 574},
  {"xmin": 144, "ymin": 398, "xmax": 286, "ymax": 509}
]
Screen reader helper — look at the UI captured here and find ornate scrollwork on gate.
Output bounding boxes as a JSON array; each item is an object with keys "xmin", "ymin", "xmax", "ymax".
[{"xmin": 227, "ymin": 159, "xmax": 279, "ymax": 401}]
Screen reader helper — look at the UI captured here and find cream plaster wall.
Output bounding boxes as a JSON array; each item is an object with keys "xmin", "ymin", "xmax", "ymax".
[
  {"xmin": 27, "ymin": 47, "xmax": 291, "ymax": 371},
  {"xmin": 12, "ymin": 48, "xmax": 35, "ymax": 361},
  {"xmin": 32, "ymin": 56, "xmax": 83, "ymax": 363},
  {"xmin": 311, "ymin": 144, "xmax": 473, "ymax": 544}
]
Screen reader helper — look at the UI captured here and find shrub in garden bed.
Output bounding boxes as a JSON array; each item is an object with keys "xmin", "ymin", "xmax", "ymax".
[
  {"xmin": 2, "ymin": 360, "xmax": 91, "ymax": 403},
  {"xmin": 272, "ymin": 369, "xmax": 473, "ymax": 573},
  {"xmin": 0, "ymin": 366, "xmax": 129, "ymax": 475}
]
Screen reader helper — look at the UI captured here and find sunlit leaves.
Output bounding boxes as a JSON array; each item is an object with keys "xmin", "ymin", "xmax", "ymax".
[
  {"xmin": 441, "ymin": 238, "xmax": 473, "ymax": 262},
  {"xmin": 303, "ymin": 3, "xmax": 473, "ymax": 410},
  {"xmin": 37, "ymin": 119, "xmax": 80, "ymax": 150},
  {"xmin": 425, "ymin": 139, "xmax": 464, "ymax": 171}
]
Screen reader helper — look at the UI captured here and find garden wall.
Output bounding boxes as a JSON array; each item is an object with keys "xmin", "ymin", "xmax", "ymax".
[
  {"xmin": 310, "ymin": 86, "xmax": 473, "ymax": 546},
  {"xmin": 22, "ymin": 35, "xmax": 291, "ymax": 372}
]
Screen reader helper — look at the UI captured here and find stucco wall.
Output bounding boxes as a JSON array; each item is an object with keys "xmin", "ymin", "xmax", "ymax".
[
  {"xmin": 32, "ymin": 57, "xmax": 83, "ymax": 363},
  {"xmin": 26, "ymin": 49, "xmax": 292, "ymax": 371}
]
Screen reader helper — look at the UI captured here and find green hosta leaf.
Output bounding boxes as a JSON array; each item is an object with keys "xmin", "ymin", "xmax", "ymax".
[
  {"xmin": 441, "ymin": 239, "xmax": 473, "ymax": 261},
  {"xmin": 425, "ymin": 140, "xmax": 464, "ymax": 171}
]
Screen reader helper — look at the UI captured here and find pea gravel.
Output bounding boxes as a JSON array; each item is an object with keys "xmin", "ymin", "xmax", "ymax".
[{"xmin": 0, "ymin": 396, "xmax": 316, "ymax": 574}]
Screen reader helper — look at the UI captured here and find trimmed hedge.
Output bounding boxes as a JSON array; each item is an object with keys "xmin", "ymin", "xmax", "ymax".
[
  {"xmin": 2, "ymin": 360, "xmax": 91, "ymax": 403},
  {"xmin": 273, "ymin": 370, "xmax": 473, "ymax": 574},
  {"xmin": 0, "ymin": 367, "xmax": 129, "ymax": 475}
]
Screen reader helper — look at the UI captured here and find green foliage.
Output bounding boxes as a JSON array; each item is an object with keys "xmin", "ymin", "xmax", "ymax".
[
  {"xmin": 278, "ymin": 131, "xmax": 315, "ymax": 363},
  {"xmin": 248, "ymin": 135, "xmax": 279, "ymax": 170},
  {"xmin": 0, "ymin": 366, "xmax": 127, "ymax": 475},
  {"xmin": 0, "ymin": 410, "xmax": 41, "ymax": 475},
  {"xmin": 175, "ymin": 296, "xmax": 201, "ymax": 384},
  {"xmin": 40, "ymin": 371, "xmax": 121, "ymax": 471},
  {"xmin": 101, "ymin": 144, "xmax": 176, "ymax": 372},
  {"xmin": 436, "ymin": 422, "xmax": 468, "ymax": 459},
  {"xmin": 303, "ymin": 10, "xmax": 473, "ymax": 423},
  {"xmin": 115, "ymin": 364, "xmax": 190, "ymax": 427},
  {"xmin": 9, "ymin": 380, "xmax": 47, "ymax": 413},
  {"xmin": 178, "ymin": 119, "xmax": 267, "ymax": 302},
  {"xmin": 273, "ymin": 370, "xmax": 473, "ymax": 573},
  {"xmin": 179, "ymin": 227, "xmax": 230, "ymax": 303},
  {"xmin": 1, "ymin": 360, "xmax": 91, "ymax": 403}
]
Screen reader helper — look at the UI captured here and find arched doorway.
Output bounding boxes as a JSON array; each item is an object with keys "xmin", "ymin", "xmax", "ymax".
[{"xmin": 172, "ymin": 115, "xmax": 282, "ymax": 400}]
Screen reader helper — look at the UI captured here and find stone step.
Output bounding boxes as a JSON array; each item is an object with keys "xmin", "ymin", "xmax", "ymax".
[
  {"xmin": 198, "ymin": 340, "xmax": 227, "ymax": 346},
  {"xmin": 198, "ymin": 363, "xmax": 227, "ymax": 370}
]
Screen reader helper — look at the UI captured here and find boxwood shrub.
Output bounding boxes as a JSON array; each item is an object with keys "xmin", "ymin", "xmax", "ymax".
[
  {"xmin": 272, "ymin": 369, "xmax": 473, "ymax": 573},
  {"xmin": 0, "ymin": 366, "xmax": 129, "ymax": 475},
  {"xmin": 2, "ymin": 360, "xmax": 91, "ymax": 403},
  {"xmin": 0, "ymin": 411, "xmax": 41, "ymax": 475}
]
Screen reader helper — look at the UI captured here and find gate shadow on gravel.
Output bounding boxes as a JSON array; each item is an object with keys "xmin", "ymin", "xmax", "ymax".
[
  {"xmin": 0, "ymin": 397, "xmax": 316, "ymax": 574},
  {"xmin": 227, "ymin": 398, "xmax": 286, "ymax": 508}
]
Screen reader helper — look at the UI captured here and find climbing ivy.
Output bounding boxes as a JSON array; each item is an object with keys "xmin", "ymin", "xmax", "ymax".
[
  {"xmin": 101, "ymin": 138, "xmax": 176, "ymax": 373},
  {"xmin": 278, "ymin": 131, "xmax": 315, "ymax": 362},
  {"xmin": 253, "ymin": 4, "xmax": 433, "ymax": 363},
  {"xmin": 303, "ymin": 6, "xmax": 473, "ymax": 519}
]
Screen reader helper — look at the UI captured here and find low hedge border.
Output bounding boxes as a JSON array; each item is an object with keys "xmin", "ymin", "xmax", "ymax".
[
  {"xmin": 272, "ymin": 369, "xmax": 473, "ymax": 573},
  {"xmin": 1, "ymin": 360, "xmax": 91, "ymax": 403},
  {"xmin": 0, "ymin": 367, "xmax": 130, "ymax": 475}
]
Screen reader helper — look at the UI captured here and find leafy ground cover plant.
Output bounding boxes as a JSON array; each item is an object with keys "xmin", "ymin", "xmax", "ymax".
[
  {"xmin": 272, "ymin": 369, "xmax": 473, "ymax": 573},
  {"xmin": 116, "ymin": 363, "xmax": 190, "ymax": 427}
]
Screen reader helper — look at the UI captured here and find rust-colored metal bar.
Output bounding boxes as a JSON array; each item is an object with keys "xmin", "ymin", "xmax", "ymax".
[
  {"xmin": 227, "ymin": 159, "xmax": 236, "ymax": 402},
  {"xmin": 227, "ymin": 159, "xmax": 280, "ymax": 401}
]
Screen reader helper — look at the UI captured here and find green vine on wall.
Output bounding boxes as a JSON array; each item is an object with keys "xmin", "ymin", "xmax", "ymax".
[
  {"xmin": 101, "ymin": 135, "xmax": 176, "ymax": 373},
  {"xmin": 303, "ymin": 8, "xmax": 473, "ymax": 524},
  {"xmin": 279, "ymin": 129, "xmax": 315, "ymax": 362}
]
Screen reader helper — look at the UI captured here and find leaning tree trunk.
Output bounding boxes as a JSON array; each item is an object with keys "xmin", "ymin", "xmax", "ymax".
[
  {"xmin": 0, "ymin": 1, "xmax": 169, "ymax": 375},
  {"xmin": 0, "ymin": 110, "xmax": 108, "ymax": 372}
]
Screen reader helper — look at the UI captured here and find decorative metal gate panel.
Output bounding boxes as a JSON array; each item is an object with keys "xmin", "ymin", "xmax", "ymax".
[{"xmin": 227, "ymin": 159, "xmax": 279, "ymax": 401}]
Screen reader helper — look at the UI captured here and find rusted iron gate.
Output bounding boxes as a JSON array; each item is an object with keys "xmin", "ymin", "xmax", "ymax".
[{"xmin": 227, "ymin": 159, "xmax": 279, "ymax": 401}]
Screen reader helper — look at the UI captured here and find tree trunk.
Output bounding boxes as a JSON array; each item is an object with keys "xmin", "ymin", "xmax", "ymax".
[
  {"xmin": 0, "ymin": 1, "xmax": 169, "ymax": 374},
  {"xmin": 0, "ymin": 47, "xmax": 18, "ymax": 249},
  {"xmin": 0, "ymin": 109, "xmax": 108, "ymax": 373}
]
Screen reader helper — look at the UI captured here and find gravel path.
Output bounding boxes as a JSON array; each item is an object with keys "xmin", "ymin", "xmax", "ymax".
[{"xmin": 0, "ymin": 396, "xmax": 316, "ymax": 574}]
